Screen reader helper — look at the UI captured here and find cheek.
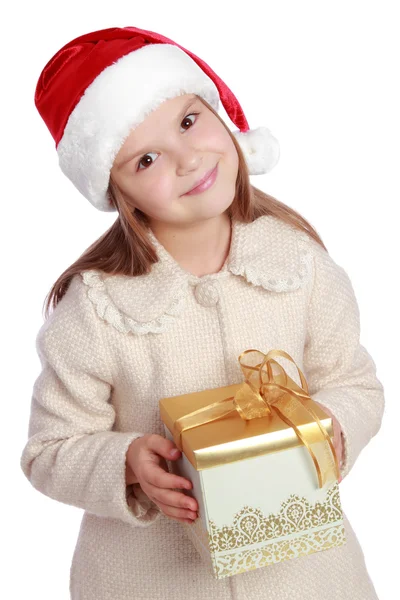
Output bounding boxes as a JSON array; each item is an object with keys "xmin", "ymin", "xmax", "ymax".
[
  {"xmin": 203, "ymin": 126, "xmax": 227, "ymax": 150},
  {"xmin": 226, "ymin": 132, "xmax": 239, "ymax": 164},
  {"xmin": 215, "ymin": 128, "xmax": 239, "ymax": 169},
  {"xmin": 136, "ymin": 169, "xmax": 177, "ymax": 214},
  {"xmin": 146, "ymin": 170, "xmax": 176, "ymax": 202}
]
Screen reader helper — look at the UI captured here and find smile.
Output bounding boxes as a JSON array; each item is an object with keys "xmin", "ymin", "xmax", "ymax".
[{"xmin": 182, "ymin": 164, "xmax": 218, "ymax": 196}]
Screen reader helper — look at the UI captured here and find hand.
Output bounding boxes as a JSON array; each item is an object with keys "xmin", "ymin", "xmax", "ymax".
[
  {"xmin": 125, "ymin": 434, "xmax": 199, "ymax": 524},
  {"xmin": 315, "ymin": 402, "xmax": 344, "ymax": 483}
]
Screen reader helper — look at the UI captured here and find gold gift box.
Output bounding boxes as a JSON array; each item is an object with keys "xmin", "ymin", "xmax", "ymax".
[{"xmin": 159, "ymin": 349, "xmax": 346, "ymax": 579}]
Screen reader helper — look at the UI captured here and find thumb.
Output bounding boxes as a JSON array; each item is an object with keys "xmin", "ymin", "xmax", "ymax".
[{"xmin": 148, "ymin": 434, "xmax": 182, "ymax": 460}]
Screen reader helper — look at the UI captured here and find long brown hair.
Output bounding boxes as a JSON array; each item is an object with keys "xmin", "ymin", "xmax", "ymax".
[{"xmin": 43, "ymin": 96, "xmax": 327, "ymax": 320}]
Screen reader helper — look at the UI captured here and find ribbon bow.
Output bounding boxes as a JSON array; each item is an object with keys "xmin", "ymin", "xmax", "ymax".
[{"xmin": 173, "ymin": 349, "xmax": 340, "ymax": 488}]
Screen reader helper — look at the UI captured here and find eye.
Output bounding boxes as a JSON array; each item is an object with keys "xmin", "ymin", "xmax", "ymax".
[
  {"xmin": 180, "ymin": 112, "xmax": 199, "ymax": 131},
  {"xmin": 137, "ymin": 152, "xmax": 158, "ymax": 171},
  {"xmin": 136, "ymin": 112, "xmax": 200, "ymax": 171}
]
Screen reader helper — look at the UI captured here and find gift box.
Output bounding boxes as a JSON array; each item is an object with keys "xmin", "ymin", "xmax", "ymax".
[{"xmin": 159, "ymin": 349, "xmax": 346, "ymax": 580}]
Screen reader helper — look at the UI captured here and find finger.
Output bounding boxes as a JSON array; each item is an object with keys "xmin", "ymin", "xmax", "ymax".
[
  {"xmin": 145, "ymin": 460, "xmax": 192, "ymax": 491},
  {"xmin": 147, "ymin": 434, "xmax": 182, "ymax": 462},
  {"xmin": 145, "ymin": 483, "xmax": 198, "ymax": 512},
  {"xmin": 154, "ymin": 498, "xmax": 198, "ymax": 522}
]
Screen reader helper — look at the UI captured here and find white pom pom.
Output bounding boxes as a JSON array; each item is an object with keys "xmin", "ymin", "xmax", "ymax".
[{"xmin": 232, "ymin": 126, "xmax": 280, "ymax": 175}]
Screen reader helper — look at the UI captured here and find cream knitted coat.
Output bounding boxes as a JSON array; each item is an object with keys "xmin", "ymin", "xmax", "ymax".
[{"xmin": 20, "ymin": 214, "xmax": 384, "ymax": 600}]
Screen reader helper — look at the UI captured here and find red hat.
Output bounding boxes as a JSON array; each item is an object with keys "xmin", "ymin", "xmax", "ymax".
[{"xmin": 35, "ymin": 26, "xmax": 280, "ymax": 212}]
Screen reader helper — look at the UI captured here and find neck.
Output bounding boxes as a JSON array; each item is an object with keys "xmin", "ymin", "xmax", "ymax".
[{"xmin": 149, "ymin": 212, "xmax": 232, "ymax": 277}]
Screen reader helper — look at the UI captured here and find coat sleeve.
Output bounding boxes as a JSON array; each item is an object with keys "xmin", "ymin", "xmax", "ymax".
[
  {"xmin": 302, "ymin": 237, "xmax": 385, "ymax": 481},
  {"xmin": 20, "ymin": 274, "xmax": 161, "ymax": 527}
]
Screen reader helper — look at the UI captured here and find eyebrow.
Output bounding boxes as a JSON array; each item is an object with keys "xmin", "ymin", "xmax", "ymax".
[{"xmin": 116, "ymin": 96, "xmax": 198, "ymax": 169}]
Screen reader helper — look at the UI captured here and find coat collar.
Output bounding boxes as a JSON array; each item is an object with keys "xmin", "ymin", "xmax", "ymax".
[{"xmin": 81, "ymin": 215, "xmax": 314, "ymax": 335}]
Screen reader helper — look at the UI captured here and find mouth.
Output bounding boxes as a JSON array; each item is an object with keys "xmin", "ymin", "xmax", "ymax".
[{"xmin": 182, "ymin": 163, "xmax": 219, "ymax": 196}]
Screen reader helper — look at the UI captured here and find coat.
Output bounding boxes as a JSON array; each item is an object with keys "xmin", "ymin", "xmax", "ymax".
[{"xmin": 20, "ymin": 214, "xmax": 385, "ymax": 600}]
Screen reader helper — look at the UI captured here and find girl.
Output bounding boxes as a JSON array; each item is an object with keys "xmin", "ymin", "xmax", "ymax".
[{"xmin": 20, "ymin": 25, "xmax": 384, "ymax": 600}]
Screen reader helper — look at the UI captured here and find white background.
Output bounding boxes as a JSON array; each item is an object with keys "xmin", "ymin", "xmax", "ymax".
[{"xmin": 2, "ymin": 1, "xmax": 398, "ymax": 598}]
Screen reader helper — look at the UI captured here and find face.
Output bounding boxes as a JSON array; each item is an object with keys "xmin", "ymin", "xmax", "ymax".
[{"xmin": 110, "ymin": 93, "xmax": 239, "ymax": 228}]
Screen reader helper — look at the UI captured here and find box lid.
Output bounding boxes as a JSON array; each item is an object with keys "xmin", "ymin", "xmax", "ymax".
[{"xmin": 159, "ymin": 382, "xmax": 333, "ymax": 471}]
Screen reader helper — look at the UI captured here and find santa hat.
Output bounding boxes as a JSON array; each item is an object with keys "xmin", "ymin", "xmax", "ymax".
[{"xmin": 35, "ymin": 26, "xmax": 280, "ymax": 212}]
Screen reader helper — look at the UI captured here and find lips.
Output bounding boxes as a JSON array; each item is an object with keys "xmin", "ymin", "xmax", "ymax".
[{"xmin": 183, "ymin": 164, "xmax": 218, "ymax": 195}]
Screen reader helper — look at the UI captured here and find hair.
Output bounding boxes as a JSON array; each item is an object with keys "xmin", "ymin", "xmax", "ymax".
[{"xmin": 43, "ymin": 96, "xmax": 327, "ymax": 320}]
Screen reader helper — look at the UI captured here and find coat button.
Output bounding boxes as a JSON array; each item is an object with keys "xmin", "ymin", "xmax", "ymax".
[{"xmin": 193, "ymin": 280, "xmax": 220, "ymax": 307}]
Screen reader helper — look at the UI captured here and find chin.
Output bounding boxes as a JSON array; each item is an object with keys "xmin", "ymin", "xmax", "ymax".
[{"xmin": 200, "ymin": 200, "xmax": 233, "ymax": 221}]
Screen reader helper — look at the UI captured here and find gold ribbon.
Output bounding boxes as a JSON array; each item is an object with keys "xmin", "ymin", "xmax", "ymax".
[{"xmin": 173, "ymin": 349, "xmax": 340, "ymax": 488}]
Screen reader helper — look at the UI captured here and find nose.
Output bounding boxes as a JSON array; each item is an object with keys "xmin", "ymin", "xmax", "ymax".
[{"xmin": 176, "ymin": 147, "xmax": 203, "ymax": 176}]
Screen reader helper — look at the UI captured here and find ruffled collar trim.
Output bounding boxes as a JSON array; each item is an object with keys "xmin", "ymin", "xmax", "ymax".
[{"xmin": 81, "ymin": 215, "xmax": 314, "ymax": 335}]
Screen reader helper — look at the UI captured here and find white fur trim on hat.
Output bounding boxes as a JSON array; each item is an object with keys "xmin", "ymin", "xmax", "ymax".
[{"xmin": 57, "ymin": 44, "xmax": 220, "ymax": 212}]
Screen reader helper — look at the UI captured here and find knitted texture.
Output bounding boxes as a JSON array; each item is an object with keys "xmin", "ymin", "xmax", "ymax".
[{"xmin": 20, "ymin": 215, "xmax": 384, "ymax": 600}]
